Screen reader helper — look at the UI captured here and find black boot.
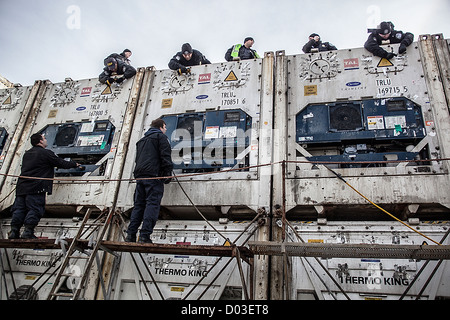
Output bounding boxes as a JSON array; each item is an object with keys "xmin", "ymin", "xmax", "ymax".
[
  {"xmin": 8, "ymin": 225, "xmax": 21, "ymax": 239},
  {"xmin": 21, "ymin": 225, "xmax": 37, "ymax": 239},
  {"xmin": 138, "ymin": 234, "xmax": 153, "ymax": 244},
  {"xmin": 125, "ymin": 233, "xmax": 136, "ymax": 242}
]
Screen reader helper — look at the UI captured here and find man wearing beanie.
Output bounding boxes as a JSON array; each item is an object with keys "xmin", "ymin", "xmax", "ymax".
[
  {"xmin": 302, "ymin": 33, "xmax": 337, "ymax": 53},
  {"xmin": 364, "ymin": 21, "xmax": 414, "ymax": 59},
  {"xmin": 168, "ymin": 43, "xmax": 211, "ymax": 74},
  {"xmin": 225, "ymin": 37, "xmax": 260, "ymax": 61}
]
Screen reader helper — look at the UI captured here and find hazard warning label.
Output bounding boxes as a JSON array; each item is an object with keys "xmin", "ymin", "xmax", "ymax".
[
  {"xmin": 377, "ymin": 58, "xmax": 394, "ymax": 68},
  {"xmin": 2, "ymin": 96, "xmax": 11, "ymax": 105},
  {"xmin": 101, "ymin": 86, "xmax": 112, "ymax": 95},
  {"xmin": 224, "ymin": 70, "xmax": 238, "ymax": 82}
]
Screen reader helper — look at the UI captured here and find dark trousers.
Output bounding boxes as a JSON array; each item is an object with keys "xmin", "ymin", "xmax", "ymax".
[
  {"xmin": 11, "ymin": 193, "xmax": 46, "ymax": 227},
  {"xmin": 127, "ymin": 179, "xmax": 164, "ymax": 238}
]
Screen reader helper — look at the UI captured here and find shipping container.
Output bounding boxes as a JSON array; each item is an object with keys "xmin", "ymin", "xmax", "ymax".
[{"xmin": 0, "ymin": 71, "xmax": 145, "ymax": 215}]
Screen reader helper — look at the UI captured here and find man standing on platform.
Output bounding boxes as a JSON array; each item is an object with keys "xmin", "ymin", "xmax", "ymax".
[
  {"xmin": 9, "ymin": 133, "xmax": 80, "ymax": 239},
  {"xmin": 126, "ymin": 119, "xmax": 173, "ymax": 244}
]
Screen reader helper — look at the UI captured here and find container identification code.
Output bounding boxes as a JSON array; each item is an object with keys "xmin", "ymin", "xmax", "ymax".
[{"xmin": 376, "ymin": 78, "xmax": 408, "ymax": 96}]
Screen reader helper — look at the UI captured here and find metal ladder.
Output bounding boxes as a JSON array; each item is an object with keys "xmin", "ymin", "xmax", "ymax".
[{"xmin": 47, "ymin": 208, "xmax": 114, "ymax": 300}]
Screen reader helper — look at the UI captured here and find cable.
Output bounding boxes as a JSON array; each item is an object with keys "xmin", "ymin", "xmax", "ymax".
[
  {"xmin": 172, "ymin": 172, "xmax": 232, "ymax": 245},
  {"xmin": 0, "ymin": 187, "xmax": 15, "ymax": 205},
  {"xmin": 1, "ymin": 157, "xmax": 449, "ymax": 184}
]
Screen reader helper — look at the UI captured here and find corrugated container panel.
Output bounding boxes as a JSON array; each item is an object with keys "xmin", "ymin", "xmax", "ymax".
[
  {"xmin": 0, "ymin": 70, "xmax": 145, "ymax": 215},
  {"xmin": 116, "ymin": 56, "xmax": 274, "ymax": 220},
  {"xmin": 274, "ymin": 40, "xmax": 450, "ymax": 220},
  {"xmin": 0, "ymin": 81, "xmax": 43, "ymax": 210}
]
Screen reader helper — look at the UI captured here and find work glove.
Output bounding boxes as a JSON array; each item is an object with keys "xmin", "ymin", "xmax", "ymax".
[
  {"xmin": 116, "ymin": 77, "xmax": 125, "ymax": 84},
  {"xmin": 386, "ymin": 52, "xmax": 397, "ymax": 60},
  {"xmin": 398, "ymin": 43, "xmax": 407, "ymax": 54},
  {"xmin": 177, "ymin": 67, "xmax": 188, "ymax": 75},
  {"xmin": 106, "ymin": 77, "xmax": 115, "ymax": 86}
]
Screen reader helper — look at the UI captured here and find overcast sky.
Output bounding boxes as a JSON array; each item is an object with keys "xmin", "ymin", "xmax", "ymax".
[{"xmin": 1, "ymin": 0, "xmax": 449, "ymax": 86}]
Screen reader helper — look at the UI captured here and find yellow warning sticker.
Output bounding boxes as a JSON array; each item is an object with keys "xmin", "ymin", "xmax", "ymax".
[
  {"xmin": 377, "ymin": 58, "xmax": 394, "ymax": 67},
  {"xmin": 307, "ymin": 239, "xmax": 324, "ymax": 243},
  {"xmin": 2, "ymin": 95, "xmax": 11, "ymax": 105},
  {"xmin": 304, "ymin": 85, "xmax": 317, "ymax": 96},
  {"xmin": 101, "ymin": 86, "xmax": 112, "ymax": 95},
  {"xmin": 224, "ymin": 70, "xmax": 238, "ymax": 82},
  {"xmin": 48, "ymin": 110, "xmax": 58, "ymax": 118},
  {"xmin": 161, "ymin": 98, "xmax": 173, "ymax": 108}
]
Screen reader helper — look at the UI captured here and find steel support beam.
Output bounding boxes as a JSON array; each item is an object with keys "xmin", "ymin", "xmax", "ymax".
[{"xmin": 0, "ymin": 239, "xmax": 253, "ymax": 260}]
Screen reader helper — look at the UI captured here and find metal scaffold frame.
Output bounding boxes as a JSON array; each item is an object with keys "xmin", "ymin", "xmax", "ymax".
[
  {"xmin": 1, "ymin": 160, "xmax": 450, "ymax": 300},
  {"xmin": 0, "ymin": 210, "xmax": 257, "ymax": 300}
]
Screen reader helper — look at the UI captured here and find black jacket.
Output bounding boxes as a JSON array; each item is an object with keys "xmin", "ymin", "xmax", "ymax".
[
  {"xmin": 168, "ymin": 50, "xmax": 211, "ymax": 71},
  {"xmin": 302, "ymin": 40, "xmax": 337, "ymax": 53},
  {"xmin": 105, "ymin": 53, "xmax": 132, "ymax": 66},
  {"xmin": 133, "ymin": 128, "xmax": 173, "ymax": 179},
  {"xmin": 364, "ymin": 30, "xmax": 414, "ymax": 58},
  {"xmin": 98, "ymin": 56, "xmax": 136, "ymax": 84},
  {"xmin": 16, "ymin": 146, "xmax": 78, "ymax": 196}
]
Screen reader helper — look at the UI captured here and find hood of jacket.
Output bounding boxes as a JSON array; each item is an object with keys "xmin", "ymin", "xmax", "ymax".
[{"xmin": 145, "ymin": 127, "xmax": 162, "ymax": 136}]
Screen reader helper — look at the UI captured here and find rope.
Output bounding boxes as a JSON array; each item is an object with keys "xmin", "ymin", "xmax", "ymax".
[
  {"xmin": 0, "ymin": 162, "xmax": 275, "ymax": 183},
  {"xmin": 0, "ymin": 157, "xmax": 448, "ymax": 184}
]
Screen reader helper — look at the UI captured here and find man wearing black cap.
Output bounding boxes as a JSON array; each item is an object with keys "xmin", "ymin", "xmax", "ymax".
[
  {"xmin": 364, "ymin": 21, "xmax": 414, "ymax": 59},
  {"xmin": 225, "ymin": 37, "xmax": 260, "ymax": 61},
  {"xmin": 302, "ymin": 33, "xmax": 337, "ymax": 53},
  {"xmin": 99, "ymin": 49, "xmax": 137, "ymax": 85},
  {"xmin": 168, "ymin": 43, "xmax": 211, "ymax": 75}
]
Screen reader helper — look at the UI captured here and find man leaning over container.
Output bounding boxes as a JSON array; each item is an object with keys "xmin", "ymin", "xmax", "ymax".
[
  {"xmin": 126, "ymin": 119, "xmax": 174, "ymax": 244},
  {"xmin": 364, "ymin": 21, "xmax": 414, "ymax": 59},
  {"xmin": 225, "ymin": 37, "xmax": 260, "ymax": 61},
  {"xmin": 302, "ymin": 33, "xmax": 337, "ymax": 53},
  {"xmin": 99, "ymin": 49, "xmax": 137, "ymax": 86},
  {"xmin": 8, "ymin": 133, "xmax": 80, "ymax": 239},
  {"xmin": 168, "ymin": 43, "xmax": 211, "ymax": 75}
]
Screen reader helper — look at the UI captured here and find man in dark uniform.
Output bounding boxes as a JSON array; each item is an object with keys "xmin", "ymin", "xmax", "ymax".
[
  {"xmin": 302, "ymin": 33, "xmax": 337, "ymax": 53},
  {"xmin": 225, "ymin": 37, "xmax": 260, "ymax": 61},
  {"xmin": 99, "ymin": 49, "xmax": 137, "ymax": 86},
  {"xmin": 126, "ymin": 119, "xmax": 173, "ymax": 244},
  {"xmin": 168, "ymin": 43, "xmax": 211, "ymax": 75},
  {"xmin": 8, "ymin": 133, "xmax": 80, "ymax": 239},
  {"xmin": 364, "ymin": 21, "xmax": 414, "ymax": 59}
]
